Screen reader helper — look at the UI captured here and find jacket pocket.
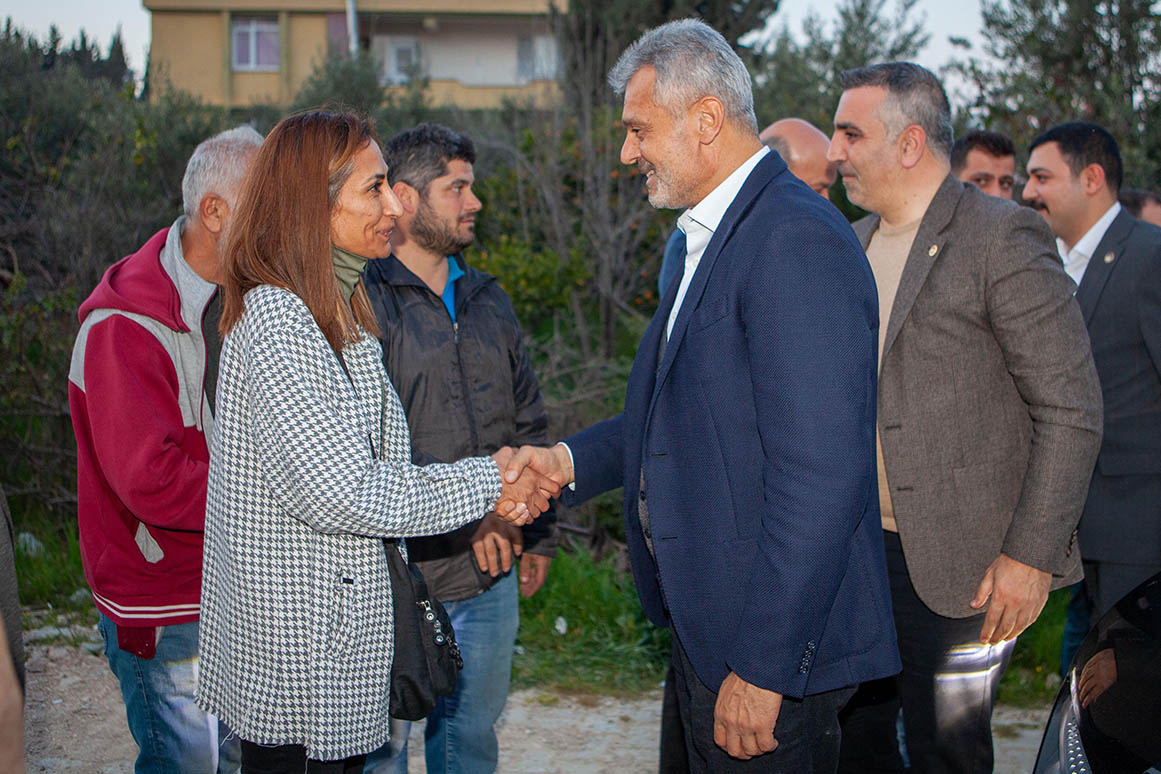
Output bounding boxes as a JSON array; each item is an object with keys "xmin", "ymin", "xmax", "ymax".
[{"xmin": 328, "ymin": 575, "xmax": 356, "ymax": 657}]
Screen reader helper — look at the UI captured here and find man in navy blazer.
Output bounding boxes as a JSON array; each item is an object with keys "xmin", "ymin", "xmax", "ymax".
[{"xmin": 504, "ymin": 19, "xmax": 899, "ymax": 772}]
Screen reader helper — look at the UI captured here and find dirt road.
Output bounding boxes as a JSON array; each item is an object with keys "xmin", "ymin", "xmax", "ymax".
[{"xmin": 22, "ymin": 641, "xmax": 1049, "ymax": 773}]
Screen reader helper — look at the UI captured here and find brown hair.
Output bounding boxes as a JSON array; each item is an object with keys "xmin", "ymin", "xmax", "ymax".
[{"xmin": 220, "ymin": 110, "xmax": 380, "ymax": 351}]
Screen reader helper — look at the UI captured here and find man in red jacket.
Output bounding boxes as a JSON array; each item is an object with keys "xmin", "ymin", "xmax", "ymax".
[{"xmin": 68, "ymin": 126, "xmax": 261, "ymax": 774}]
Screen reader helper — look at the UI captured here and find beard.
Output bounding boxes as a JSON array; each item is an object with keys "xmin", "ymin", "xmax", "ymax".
[{"xmin": 411, "ymin": 200, "xmax": 474, "ymax": 255}]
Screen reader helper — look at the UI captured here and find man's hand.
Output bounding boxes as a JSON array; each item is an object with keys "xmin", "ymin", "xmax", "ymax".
[
  {"xmin": 713, "ymin": 671, "xmax": 782, "ymax": 760},
  {"xmin": 490, "ymin": 447, "xmax": 561, "ymax": 525},
  {"xmin": 471, "ymin": 513, "xmax": 522, "ymax": 577},
  {"xmin": 1078, "ymin": 648, "xmax": 1117, "ymax": 707},
  {"xmin": 970, "ymin": 553, "xmax": 1052, "ymax": 644},
  {"xmin": 519, "ymin": 553, "xmax": 552, "ymax": 597},
  {"xmin": 504, "ymin": 444, "xmax": 574, "ymax": 489}
]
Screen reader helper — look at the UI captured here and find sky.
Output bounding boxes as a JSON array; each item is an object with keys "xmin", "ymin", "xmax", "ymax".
[{"xmin": 2, "ymin": 0, "xmax": 986, "ymax": 85}]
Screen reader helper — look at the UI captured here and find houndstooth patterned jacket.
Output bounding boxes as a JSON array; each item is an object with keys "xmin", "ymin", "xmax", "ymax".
[{"xmin": 196, "ymin": 284, "xmax": 501, "ymax": 761}]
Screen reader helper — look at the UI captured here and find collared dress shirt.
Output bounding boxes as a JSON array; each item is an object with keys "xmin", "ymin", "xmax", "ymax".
[
  {"xmin": 667, "ymin": 146, "xmax": 769, "ymax": 340},
  {"xmin": 1059, "ymin": 201, "xmax": 1121, "ymax": 285}
]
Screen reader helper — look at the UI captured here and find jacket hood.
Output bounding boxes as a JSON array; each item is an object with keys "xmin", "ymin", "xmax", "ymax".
[{"xmin": 78, "ymin": 227, "xmax": 187, "ymax": 332}]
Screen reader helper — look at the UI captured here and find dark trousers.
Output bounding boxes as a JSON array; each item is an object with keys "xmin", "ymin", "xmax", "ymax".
[
  {"xmin": 240, "ymin": 740, "xmax": 366, "ymax": 774},
  {"xmin": 1082, "ymin": 558, "xmax": 1161, "ymax": 624},
  {"xmin": 665, "ymin": 632, "xmax": 854, "ymax": 773},
  {"xmin": 840, "ymin": 531, "xmax": 1014, "ymax": 774}
]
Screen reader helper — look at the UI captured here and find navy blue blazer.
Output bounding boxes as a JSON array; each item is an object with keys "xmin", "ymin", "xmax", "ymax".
[{"xmin": 564, "ymin": 152, "xmax": 900, "ymax": 698}]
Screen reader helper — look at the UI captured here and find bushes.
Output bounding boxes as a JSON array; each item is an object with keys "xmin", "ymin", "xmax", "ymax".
[{"xmin": 515, "ymin": 547, "xmax": 670, "ymax": 694}]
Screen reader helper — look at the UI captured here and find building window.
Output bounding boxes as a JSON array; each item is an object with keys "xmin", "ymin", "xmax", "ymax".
[
  {"xmin": 232, "ymin": 17, "xmax": 280, "ymax": 72},
  {"xmin": 372, "ymin": 36, "xmax": 420, "ymax": 85},
  {"xmin": 517, "ymin": 34, "xmax": 558, "ymax": 82}
]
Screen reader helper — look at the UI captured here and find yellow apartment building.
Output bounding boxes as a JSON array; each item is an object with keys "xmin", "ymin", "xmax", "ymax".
[{"xmin": 143, "ymin": 0, "xmax": 562, "ymax": 108}]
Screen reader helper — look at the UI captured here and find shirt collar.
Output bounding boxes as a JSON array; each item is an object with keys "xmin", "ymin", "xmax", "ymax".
[
  {"xmin": 1058, "ymin": 201, "xmax": 1121, "ymax": 262},
  {"xmin": 677, "ymin": 146, "xmax": 770, "ymax": 239}
]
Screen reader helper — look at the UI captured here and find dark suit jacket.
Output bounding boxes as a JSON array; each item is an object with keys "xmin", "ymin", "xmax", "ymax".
[
  {"xmin": 853, "ymin": 175, "xmax": 1103, "ymax": 618},
  {"xmin": 1075, "ymin": 209, "xmax": 1161, "ymax": 563},
  {"xmin": 565, "ymin": 152, "xmax": 900, "ymax": 699}
]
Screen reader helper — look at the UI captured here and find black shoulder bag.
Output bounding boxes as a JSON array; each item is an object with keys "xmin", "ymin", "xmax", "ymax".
[
  {"xmin": 333, "ymin": 348, "xmax": 463, "ymax": 720},
  {"xmin": 384, "ymin": 538, "xmax": 463, "ymax": 720}
]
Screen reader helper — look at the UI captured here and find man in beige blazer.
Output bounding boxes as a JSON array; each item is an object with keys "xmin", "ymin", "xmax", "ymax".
[{"xmin": 827, "ymin": 63, "xmax": 1103, "ymax": 774}]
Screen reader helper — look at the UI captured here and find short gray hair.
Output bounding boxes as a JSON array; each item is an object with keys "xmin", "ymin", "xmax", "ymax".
[
  {"xmin": 608, "ymin": 19, "xmax": 758, "ymax": 134},
  {"xmin": 839, "ymin": 62, "xmax": 953, "ymax": 159},
  {"xmin": 181, "ymin": 126, "xmax": 264, "ymax": 216}
]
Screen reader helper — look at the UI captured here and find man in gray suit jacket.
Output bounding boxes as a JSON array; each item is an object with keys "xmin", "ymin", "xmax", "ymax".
[
  {"xmin": 827, "ymin": 64, "xmax": 1103, "ymax": 774},
  {"xmin": 1024, "ymin": 122, "xmax": 1161, "ymax": 621}
]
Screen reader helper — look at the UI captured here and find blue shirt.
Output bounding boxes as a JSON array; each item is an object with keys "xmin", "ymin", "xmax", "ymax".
[{"xmin": 441, "ymin": 256, "xmax": 465, "ymax": 322}]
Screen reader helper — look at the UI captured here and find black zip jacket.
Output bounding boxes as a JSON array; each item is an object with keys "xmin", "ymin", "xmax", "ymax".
[{"xmin": 363, "ymin": 254, "xmax": 557, "ymax": 602}]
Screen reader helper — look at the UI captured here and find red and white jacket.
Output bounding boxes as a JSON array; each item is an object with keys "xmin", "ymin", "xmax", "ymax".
[{"xmin": 69, "ymin": 219, "xmax": 217, "ymax": 627}]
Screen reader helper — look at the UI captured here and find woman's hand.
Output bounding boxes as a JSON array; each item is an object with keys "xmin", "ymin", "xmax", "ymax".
[{"xmin": 490, "ymin": 447, "xmax": 561, "ymax": 525}]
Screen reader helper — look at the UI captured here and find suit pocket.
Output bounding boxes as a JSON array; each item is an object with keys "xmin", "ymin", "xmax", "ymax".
[{"xmin": 687, "ymin": 295, "xmax": 731, "ymax": 333}]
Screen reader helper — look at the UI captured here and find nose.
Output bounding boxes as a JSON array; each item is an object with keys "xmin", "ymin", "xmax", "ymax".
[
  {"xmin": 383, "ymin": 185, "xmax": 404, "ymax": 219},
  {"xmin": 826, "ymin": 134, "xmax": 845, "ymax": 163},
  {"xmin": 620, "ymin": 131, "xmax": 638, "ymax": 166},
  {"xmin": 465, "ymin": 187, "xmax": 482, "ymax": 214}
]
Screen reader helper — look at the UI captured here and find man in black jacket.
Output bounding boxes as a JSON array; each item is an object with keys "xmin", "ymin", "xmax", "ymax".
[{"xmin": 361, "ymin": 123, "xmax": 556, "ymax": 774}]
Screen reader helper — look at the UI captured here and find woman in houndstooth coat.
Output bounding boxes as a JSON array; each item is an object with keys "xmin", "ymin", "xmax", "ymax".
[{"xmin": 195, "ymin": 112, "xmax": 555, "ymax": 771}]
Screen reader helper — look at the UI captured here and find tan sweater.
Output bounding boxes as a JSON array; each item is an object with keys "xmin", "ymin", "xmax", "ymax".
[{"xmin": 865, "ymin": 218, "xmax": 921, "ymax": 532}]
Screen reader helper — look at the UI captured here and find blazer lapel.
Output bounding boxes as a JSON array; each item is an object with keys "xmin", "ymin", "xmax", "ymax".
[
  {"xmin": 881, "ymin": 175, "xmax": 962, "ymax": 363},
  {"xmin": 652, "ymin": 153, "xmax": 781, "ymax": 401},
  {"xmin": 1075, "ymin": 209, "xmax": 1133, "ymax": 324}
]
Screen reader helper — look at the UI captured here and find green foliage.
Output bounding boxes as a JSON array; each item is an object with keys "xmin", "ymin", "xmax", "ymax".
[
  {"xmin": 11, "ymin": 515, "xmax": 88, "ymax": 611},
  {"xmin": 947, "ymin": 0, "xmax": 1161, "ymax": 186},
  {"xmin": 514, "ymin": 548, "xmax": 670, "ymax": 694},
  {"xmin": 472, "ymin": 235, "xmax": 589, "ymax": 335},
  {"xmin": 0, "ymin": 278, "xmax": 80, "ymax": 528},
  {"xmin": 749, "ymin": 0, "xmax": 929, "ymax": 131},
  {"xmin": 293, "ymin": 51, "xmax": 387, "ymax": 116},
  {"xmin": 997, "ymin": 588, "xmax": 1069, "ymax": 706}
]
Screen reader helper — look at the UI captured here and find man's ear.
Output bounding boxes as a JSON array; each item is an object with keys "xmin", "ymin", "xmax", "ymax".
[
  {"xmin": 1080, "ymin": 162, "xmax": 1108, "ymax": 196},
  {"xmin": 392, "ymin": 181, "xmax": 420, "ymax": 214},
  {"xmin": 199, "ymin": 194, "xmax": 228, "ymax": 235},
  {"xmin": 693, "ymin": 96, "xmax": 726, "ymax": 145},
  {"xmin": 898, "ymin": 125, "xmax": 927, "ymax": 169}
]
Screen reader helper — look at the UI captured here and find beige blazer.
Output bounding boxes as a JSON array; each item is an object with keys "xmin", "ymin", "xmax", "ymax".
[{"xmin": 854, "ymin": 175, "xmax": 1103, "ymax": 618}]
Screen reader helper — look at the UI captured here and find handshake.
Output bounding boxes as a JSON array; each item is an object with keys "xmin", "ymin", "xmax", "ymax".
[{"xmin": 488, "ymin": 445, "xmax": 576, "ymax": 525}]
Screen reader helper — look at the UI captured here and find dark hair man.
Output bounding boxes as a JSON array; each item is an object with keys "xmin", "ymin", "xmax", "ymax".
[
  {"xmin": 507, "ymin": 19, "xmax": 899, "ymax": 772},
  {"xmin": 950, "ymin": 129, "xmax": 1018, "ymax": 199},
  {"xmin": 827, "ymin": 64, "xmax": 1102, "ymax": 774},
  {"xmin": 1023, "ymin": 122, "xmax": 1161, "ymax": 623},
  {"xmin": 69, "ymin": 126, "xmax": 262, "ymax": 773},
  {"xmin": 361, "ymin": 123, "xmax": 557, "ymax": 774},
  {"xmin": 1119, "ymin": 187, "xmax": 1161, "ymax": 227}
]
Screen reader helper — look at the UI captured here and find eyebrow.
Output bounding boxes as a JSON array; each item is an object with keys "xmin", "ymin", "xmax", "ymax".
[
  {"xmin": 834, "ymin": 121, "xmax": 862, "ymax": 133},
  {"xmin": 364, "ymin": 172, "xmax": 386, "ymax": 185},
  {"xmin": 1026, "ymin": 166, "xmax": 1052, "ymax": 176}
]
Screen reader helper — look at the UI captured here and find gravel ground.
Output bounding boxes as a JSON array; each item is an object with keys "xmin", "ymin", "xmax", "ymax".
[{"xmin": 22, "ymin": 637, "xmax": 1050, "ymax": 773}]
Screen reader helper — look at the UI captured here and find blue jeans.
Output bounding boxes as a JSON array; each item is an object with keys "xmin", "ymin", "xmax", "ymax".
[
  {"xmin": 364, "ymin": 570, "xmax": 519, "ymax": 774},
  {"xmin": 98, "ymin": 612, "xmax": 240, "ymax": 774}
]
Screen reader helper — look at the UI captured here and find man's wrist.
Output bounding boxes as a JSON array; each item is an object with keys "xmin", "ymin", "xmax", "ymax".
[{"xmin": 553, "ymin": 442, "xmax": 576, "ymax": 488}]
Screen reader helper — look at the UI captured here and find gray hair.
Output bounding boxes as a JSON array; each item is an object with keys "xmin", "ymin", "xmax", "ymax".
[
  {"xmin": 839, "ymin": 62, "xmax": 953, "ymax": 159},
  {"xmin": 608, "ymin": 19, "xmax": 758, "ymax": 134},
  {"xmin": 181, "ymin": 126, "xmax": 264, "ymax": 216}
]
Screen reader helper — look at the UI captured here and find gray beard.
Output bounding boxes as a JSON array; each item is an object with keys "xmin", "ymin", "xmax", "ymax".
[{"xmin": 411, "ymin": 202, "xmax": 473, "ymax": 256}]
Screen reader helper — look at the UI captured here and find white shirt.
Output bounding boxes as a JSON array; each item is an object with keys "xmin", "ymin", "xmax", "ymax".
[
  {"xmin": 1058, "ymin": 201, "xmax": 1121, "ymax": 285},
  {"xmin": 559, "ymin": 146, "xmax": 770, "ymax": 485},
  {"xmin": 666, "ymin": 146, "xmax": 769, "ymax": 339}
]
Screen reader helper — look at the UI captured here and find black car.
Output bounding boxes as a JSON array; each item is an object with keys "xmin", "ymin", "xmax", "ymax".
[{"xmin": 1034, "ymin": 572, "xmax": 1161, "ymax": 773}]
